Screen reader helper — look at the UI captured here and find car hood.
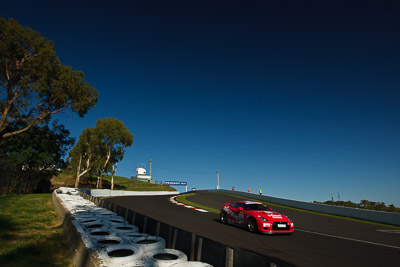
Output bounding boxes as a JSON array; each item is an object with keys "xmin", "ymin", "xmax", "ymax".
[{"xmin": 248, "ymin": 210, "xmax": 287, "ymax": 220}]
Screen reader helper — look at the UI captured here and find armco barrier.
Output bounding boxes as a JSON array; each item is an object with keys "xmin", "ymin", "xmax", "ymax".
[
  {"xmin": 79, "ymin": 192, "xmax": 295, "ymax": 267},
  {"xmin": 209, "ymin": 189, "xmax": 400, "ymax": 226},
  {"xmin": 88, "ymin": 189, "xmax": 178, "ymax": 197}
]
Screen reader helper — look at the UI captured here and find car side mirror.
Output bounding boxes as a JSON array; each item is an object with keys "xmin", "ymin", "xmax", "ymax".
[{"xmin": 238, "ymin": 207, "xmax": 244, "ymax": 212}]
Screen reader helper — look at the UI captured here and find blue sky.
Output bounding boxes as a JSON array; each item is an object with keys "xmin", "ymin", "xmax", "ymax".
[{"xmin": 2, "ymin": 0, "xmax": 400, "ymax": 206}]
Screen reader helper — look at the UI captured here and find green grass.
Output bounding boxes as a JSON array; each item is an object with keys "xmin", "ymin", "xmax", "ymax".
[
  {"xmin": 51, "ymin": 171, "xmax": 177, "ymax": 192},
  {"xmin": 0, "ymin": 194, "xmax": 72, "ymax": 267},
  {"xmin": 178, "ymin": 192, "xmax": 400, "ymax": 229},
  {"xmin": 176, "ymin": 193, "xmax": 220, "ymax": 213},
  {"xmin": 102, "ymin": 175, "xmax": 176, "ymax": 191}
]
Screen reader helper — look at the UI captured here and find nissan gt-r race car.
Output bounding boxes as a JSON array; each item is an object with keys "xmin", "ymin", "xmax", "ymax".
[{"xmin": 220, "ymin": 201, "xmax": 294, "ymax": 234}]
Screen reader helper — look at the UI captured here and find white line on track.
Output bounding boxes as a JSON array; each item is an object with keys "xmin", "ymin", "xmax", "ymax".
[
  {"xmin": 169, "ymin": 196, "xmax": 210, "ymax": 213},
  {"xmin": 377, "ymin": 230, "xmax": 400, "ymax": 234},
  {"xmin": 297, "ymin": 229, "xmax": 400, "ymax": 250}
]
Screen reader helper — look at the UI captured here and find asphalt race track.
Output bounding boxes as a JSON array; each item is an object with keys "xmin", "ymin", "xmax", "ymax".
[{"xmin": 107, "ymin": 192, "xmax": 400, "ymax": 267}]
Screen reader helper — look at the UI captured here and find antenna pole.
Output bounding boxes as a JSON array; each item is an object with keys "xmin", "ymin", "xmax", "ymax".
[
  {"xmin": 217, "ymin": 170, "xmax": 220, "ymax": 189},
  {"xmin": 149, "ymin": 159, "xmax": 152, "ymax": 177}
]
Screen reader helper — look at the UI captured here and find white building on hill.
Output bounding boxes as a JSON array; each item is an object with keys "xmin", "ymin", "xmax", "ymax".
[{"xmin": 131, "ymin": 167, "xmax": 155, "ymax": 183}]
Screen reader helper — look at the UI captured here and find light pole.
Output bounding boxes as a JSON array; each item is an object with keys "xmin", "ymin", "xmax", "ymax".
[{"xmin": 217, "ymin": 170, "xmax": 220, "ymax": 189}]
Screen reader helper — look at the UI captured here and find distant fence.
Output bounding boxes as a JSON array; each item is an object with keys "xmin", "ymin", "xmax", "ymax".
[
  {"xmin": 0, "ymin": 162, "xmax": 51, "ymax": 194},
  {"xmin": 209, "ymin": 189, "xmax": 400, "ymax": 226},
  {"xmin": 85, "ymin": 189, "xmax": 178, "ymax": 197}
]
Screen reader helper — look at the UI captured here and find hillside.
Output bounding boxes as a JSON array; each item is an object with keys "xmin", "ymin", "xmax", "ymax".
[{"xmin": 50, "ymin": 172, "xmax": 177, "ymax": 192}]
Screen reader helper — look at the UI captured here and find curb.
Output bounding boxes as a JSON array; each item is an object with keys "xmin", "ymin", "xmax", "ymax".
[{"xmin": 169, "ymin": 196, "xmax": 209, "ymax": 213}]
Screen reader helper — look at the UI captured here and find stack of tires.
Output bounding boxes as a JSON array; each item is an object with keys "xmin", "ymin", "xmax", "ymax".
[{"xmin": 55, "ymin": 187, "xmax": 212, "ymax": 267}]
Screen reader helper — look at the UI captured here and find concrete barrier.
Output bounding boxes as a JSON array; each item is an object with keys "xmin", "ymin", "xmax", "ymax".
[
  {"xmin": 87, "ymin": 189, "xmax": 179, "ymax": 197},
  {"xmin": 209, "ymin": 189, "xmax": 400, "ymax": 226}
]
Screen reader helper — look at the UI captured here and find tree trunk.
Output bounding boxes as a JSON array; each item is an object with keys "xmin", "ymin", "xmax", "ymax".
[
  {"xmin": 6, "ymin": 172, "xmax": 12, "ymax": 195},
  {"xmin": 24, "ymin": 174, "xmax": 30, "ymax": 194},
  {"xmin": 16, "ymin": 174, "xmax": 21, "ymax": 194},
  {"xmin": 98, "ymin": 150, "xmax": 111, "ymax": 189},
  {"xmin": 75, "ymin": 154, "xmax": 82, "ymax": 188},
  {"xmin": 75, "ymin": 153, "xmax": 91, "ymax": 188}
]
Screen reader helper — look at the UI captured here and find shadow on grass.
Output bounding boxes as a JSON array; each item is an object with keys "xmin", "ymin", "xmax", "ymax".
[
  {"xmin": 0, "ymin": 230, "xmax": 71, "ymax": 267},
  {"xmin": 0, "ymin": 215, "xmax": 71, "ymax": 267},
  {"xmin": 0, "ymin": 214, "xmax": 15, "ymax": 241}
]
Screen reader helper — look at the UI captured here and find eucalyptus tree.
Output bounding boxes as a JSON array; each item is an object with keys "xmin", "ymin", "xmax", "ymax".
[
  {"xmin": 70, "ymin": 118, "xmax": 133, "ymax": 188},
  {"xmin": 69, "ymin": 127, "xmax": 105, "ymax": 188},
  {"xmin": 0, "ymin": 17, "xmax": 98, "ymax": 140},
  {"xmin": 95, "ymin": 118, "xmax": 133, "ymax": 188}
]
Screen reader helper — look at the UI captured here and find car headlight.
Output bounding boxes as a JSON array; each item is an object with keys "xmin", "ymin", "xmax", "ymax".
[
  {"xmin": 285, "ymin": 216, "xmax": 292, "ymax": 222},
  {"xmin": 257, "ymin": 215, "xmax": 268, "ymax": 222}
]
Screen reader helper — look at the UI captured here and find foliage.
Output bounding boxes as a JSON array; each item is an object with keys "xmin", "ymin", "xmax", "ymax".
[
  {"xmin": 0, "ymin": 16, "xmax": 98, "ymax": 140},
  {"xmin": 69, "ymin": 118, "xmax": 134, "ymax": 189},
  {"xmin": 313, "ymin": 199, "xmax": 400, "ymax": 213},
  {"xmin": 0, "ymin": 194, "xmax": 71, "ymax": 266},
  {"xmin": 95, "ymin": 118, "xmax": 134, "ymax": 188},
  {"xmin": 68, "ymin": 127, "xmax": 105, "ymax": 187},
  {"xmin": 0, "ymin": 121, "xmax": 74, "ymax": 194},
  {"xmin": 50, "ymin": 171, "xmax": 75, "ymax": 191}
]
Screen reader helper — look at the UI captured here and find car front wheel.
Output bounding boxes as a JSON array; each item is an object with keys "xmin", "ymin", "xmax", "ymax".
[
  {"xmin": 220, "ymin": 213, "xmax": 227, "ymax": 224},
  {"xmin": 247, "ymin": 218, "xmax": 257, "ymax": 233}
]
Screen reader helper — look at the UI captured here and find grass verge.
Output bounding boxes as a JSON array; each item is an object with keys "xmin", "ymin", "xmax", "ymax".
[
  {"xmin": 51, "ymin": 171, "xmax": 177, "ymax": 192},
  {"xmin": 0, "ymin": 194, "xmax": 72, "ymax": 267},
  {"xmin": 176, "ymin": 193, "xmax": 220, "ymax": 214}
]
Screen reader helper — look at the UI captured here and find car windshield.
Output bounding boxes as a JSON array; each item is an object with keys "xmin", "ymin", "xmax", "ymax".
[{"xmin": 245, "ymin": 204, "xmax": 269, "ymax": 211}]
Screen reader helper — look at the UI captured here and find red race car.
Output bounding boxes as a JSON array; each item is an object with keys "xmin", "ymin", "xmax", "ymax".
[{"xmin": 220, "ymin": 201, "xmax": 294, "ymax": 234}]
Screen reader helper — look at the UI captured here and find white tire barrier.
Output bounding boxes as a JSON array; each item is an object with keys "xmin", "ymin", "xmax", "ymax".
[
  {"xmin": 117, "ymin": 260, "xmax": 148, "ymax": 267},
  {"xmin": 96, "ymin": 210, "xmax": 118, "ymax": 217},
  {"xmin": 77, "ymin": 206, "xmax": 103, "ymax": 212},
  {"xmin": 56, "ymin": 187, "xmax": 72, "ymax": 194},
  {"xmin": 71, "ymin": 208, "xmax": 91, "ymax": 214},
  {"xmin": 111, "ymin": 224, "xmax": 139, "ymax": 234},
  {"xmin": 103, "ymin": 215, "xmax": 127, "ymax": 224},
  {"xmin": 144, "ymin": 249, "xmax": 188, "ymax": 267},
  {"xmin": 170, "ymin": 262, "xmax": 213, "ymax": 267},
  {"xmin": 94, "ymin": 235, "xmax": 123, "ymax": 249},
  {"xmin": 82, "ymin": 221, "xmax": 110, "ymax": 232},
  {"xmin": 88, "ymin": 228, "xmax": 116, "ymax": 240},
  {"xmin": 54, "ymin": 187, "xmax": 213, "ymax": 267},
  {"xmin": 74, "ymin": 213, "xmax": 98, "ymax": 222},
  {"xmin": 123, "ymin": 232, "xmax": 150, "ymax": 241},
  {"xmin": 99, "ymin": 244, "xmax": 144, "ymax": 265},
  {"xmin": 130, "ymin": 236, "xmax": 166, "ymax": 253},
  {"xmin": 68, "ymin": 190, "xmax": 79, "ymax": 195},
  {"xmin": 77, "ymin": 217, "xmax": 99, "ymax": 224}
]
